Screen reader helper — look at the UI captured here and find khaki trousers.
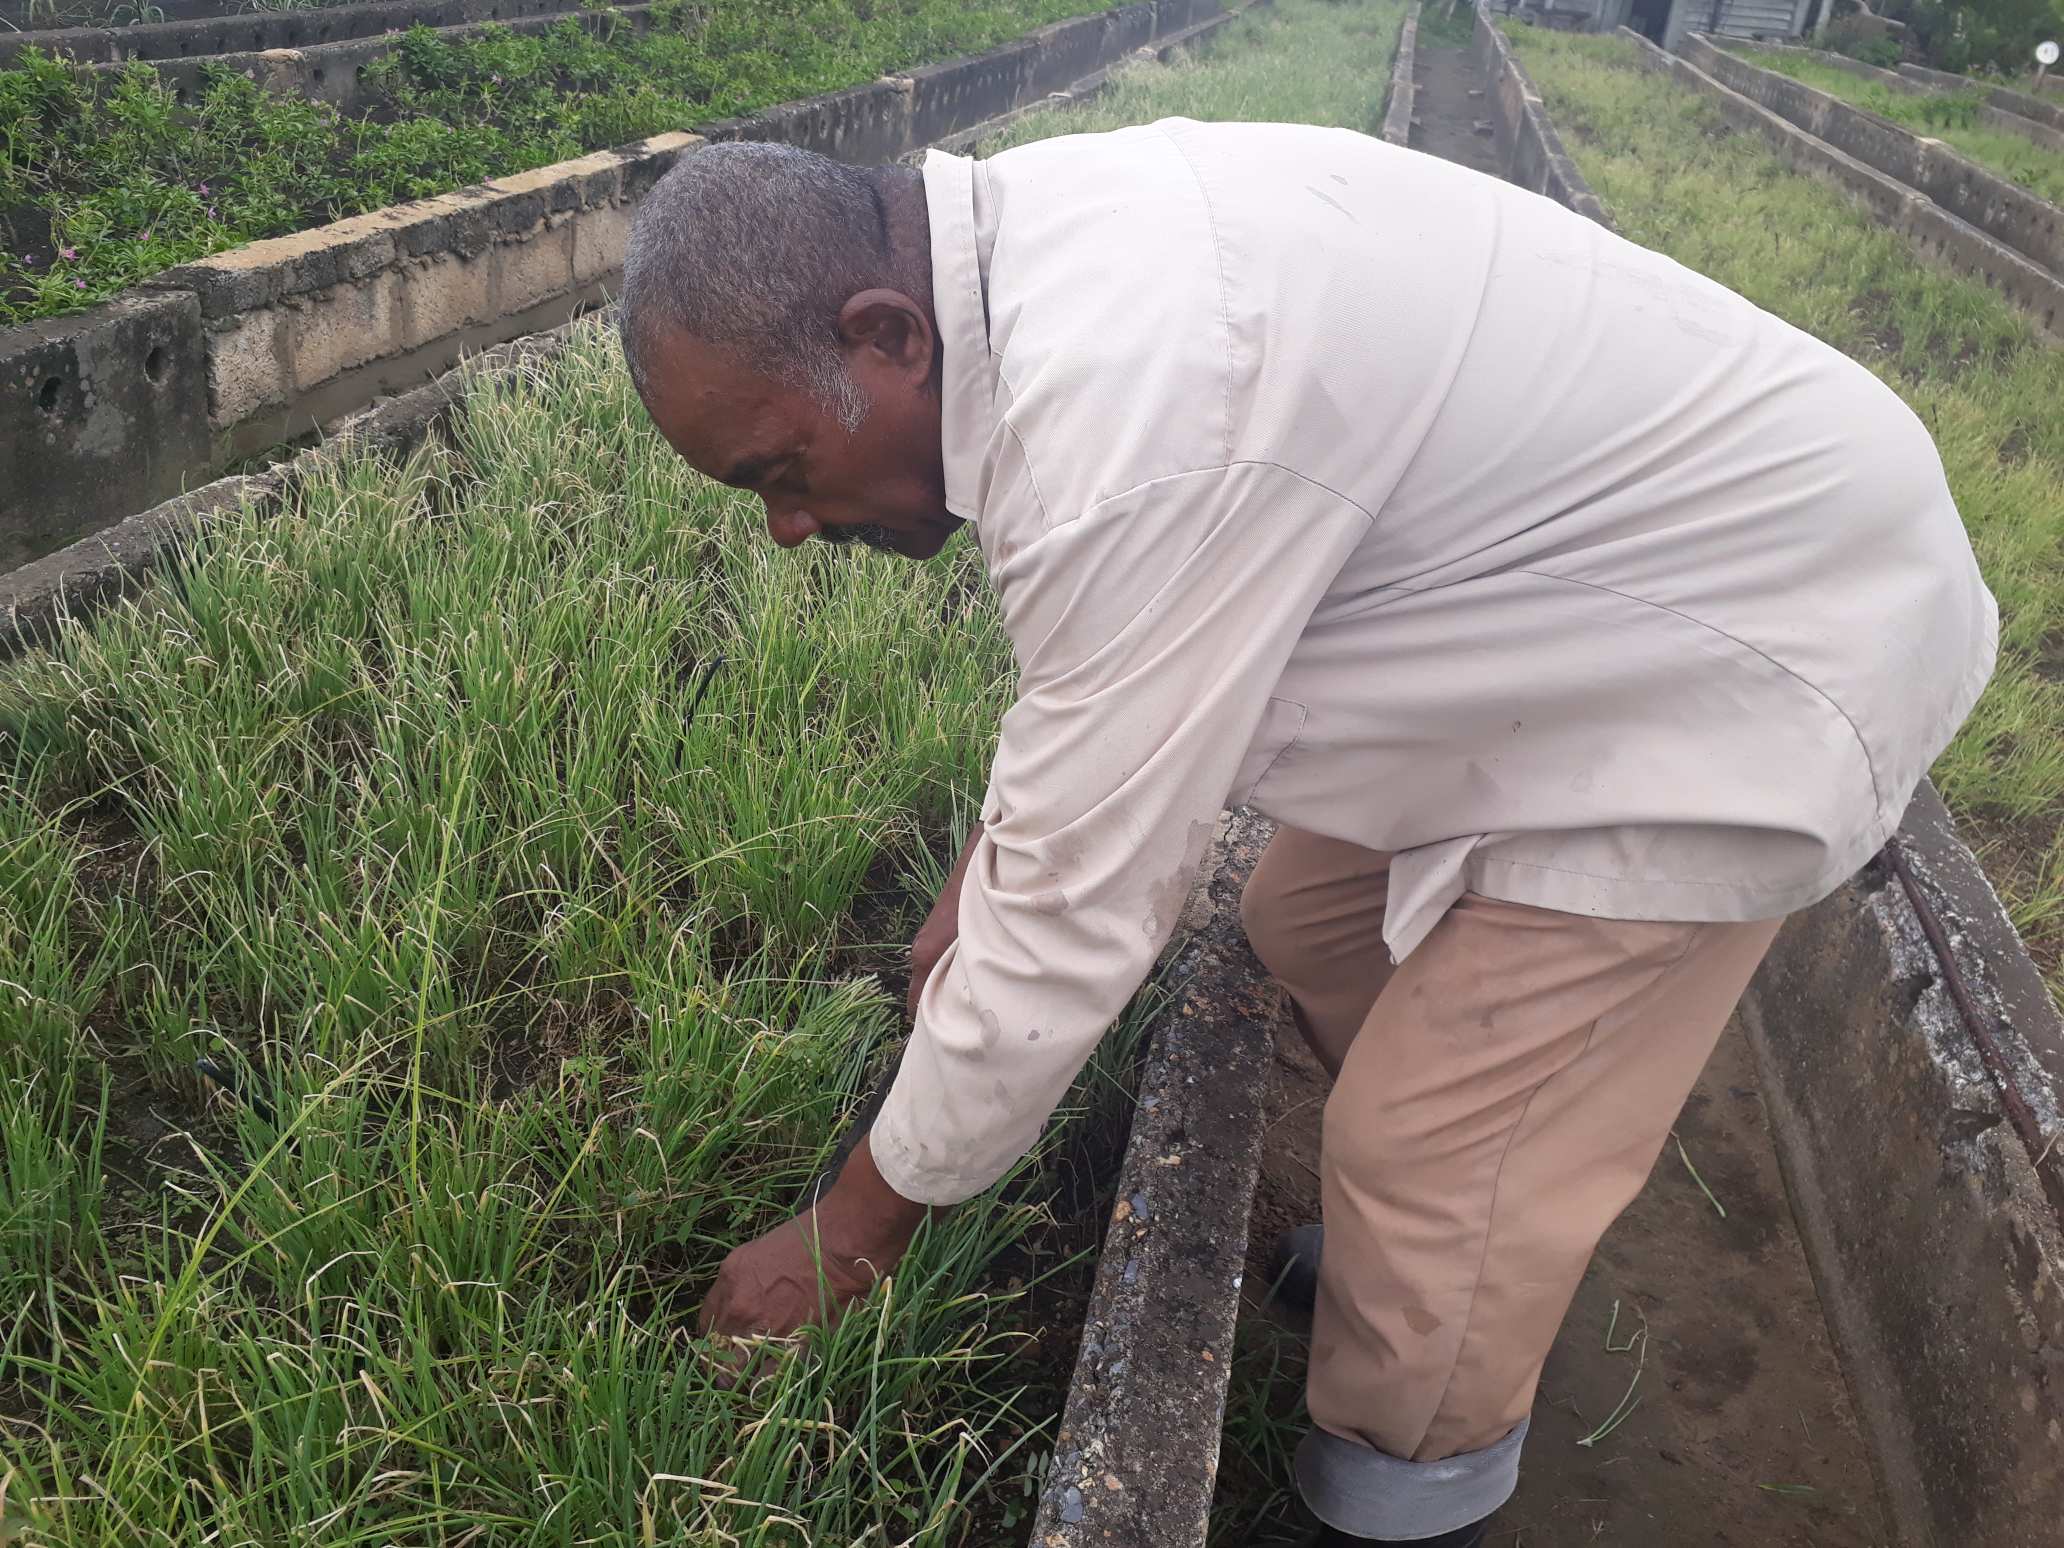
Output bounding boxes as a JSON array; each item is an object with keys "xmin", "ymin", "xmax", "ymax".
[{"xmin": 1240, "ymin": 826, "xmax": 1780, "ymax": 1507}]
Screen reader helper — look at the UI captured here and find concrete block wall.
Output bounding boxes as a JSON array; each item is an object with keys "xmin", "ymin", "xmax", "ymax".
[
  {"xmin": 1472, "ymin": 6, "xmax": 1614, "ymax": 225},
  {"xmin": 1379, "ymin": 1, "xmax": 1417, "ymax": 146},
  {"xmin": 0, "ymin": 0, "xmax": 1229, "ymax": 570},
  {"xmin": 0, "ymin": 293, "xmax": 209, "ymax": 575},
  {"xmin": 1685, "ymin": 35, "xmax": 2064, "ymax": 283}
]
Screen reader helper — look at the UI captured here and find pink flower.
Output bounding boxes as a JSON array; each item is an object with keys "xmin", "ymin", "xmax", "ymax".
[
  {"xmin": 197, "ymin": 182, "xmax": 210, "ymax": 195},
  {"xmin": 73, "ymin": 278, "xmax": 86, "ymax": 289},
  {"xmin": 139, "ymin": 229, "xmax": 152, "ymax": 241},
  {"xmin": 60, "ymin": 245, "xmax": 77, "ymax": 259},
  {"xmin": 490, "ymin": 72, "xmax": 503, "ymax": 83},
  {"xmin": 207, "ymin": 205, "xmax": 218, "ymax": 219}
]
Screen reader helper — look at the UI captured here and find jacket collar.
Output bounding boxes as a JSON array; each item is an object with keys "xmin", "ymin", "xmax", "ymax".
[{"xmin": 922, "ymin": 148, "xmax": 997, "ymax": 525}]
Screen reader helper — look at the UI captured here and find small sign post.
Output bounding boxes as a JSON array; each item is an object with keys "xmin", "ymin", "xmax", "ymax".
[{"xmin": 2038, "ymin": 39, "xmax": 2060, "ymax": 93}]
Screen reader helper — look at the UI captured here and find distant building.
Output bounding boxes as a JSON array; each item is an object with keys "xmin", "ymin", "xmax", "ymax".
[{"xmin": 1488, "ymin": 0, "xmax": 1834, "ymax": 51}]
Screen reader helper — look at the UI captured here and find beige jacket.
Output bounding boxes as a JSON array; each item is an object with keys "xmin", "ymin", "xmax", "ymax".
[{"xmin": 869, "ymin": 120, "xmax": 1997, "ymax": 1206}]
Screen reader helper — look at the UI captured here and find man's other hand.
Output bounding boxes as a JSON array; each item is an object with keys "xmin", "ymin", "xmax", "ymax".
[
  {"xmin": 908, "ymin": 820, "xmax": 985, "ymax": 1022},
  {"xmin": 697, "ymin": 1132, "xmax": 933, "ymax": 1346}
]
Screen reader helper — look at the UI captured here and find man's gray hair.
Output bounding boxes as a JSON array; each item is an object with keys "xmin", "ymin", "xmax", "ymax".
[{"xmin": 619, "ymin": 141, "xmax": 896, "ymax": 431}]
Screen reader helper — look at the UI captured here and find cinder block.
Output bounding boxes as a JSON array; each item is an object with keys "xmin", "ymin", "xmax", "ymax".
[
  {"xmin": 395, "ymin": 253, "xmax": 498, "ymax": 355},
  {"xmin": 205, "ymin": 306, "xmax": 291, "ymax": 429},
  {"xmin": 492, "ymin": 218, "xmax": 578, "ymax": 316},
  {"xmin": 0, "ymin": 292, "xmax": 210, "ymax": 571},
  {"xmin": 286, "ymin": 273, "xmax": 399, "ymax": 395},
  {"xmin": 572, "ymin": 203, "xmax": 635, "ymax": 287}
]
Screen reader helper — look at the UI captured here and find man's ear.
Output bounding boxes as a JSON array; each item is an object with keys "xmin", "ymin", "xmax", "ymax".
[{"xmin": 838, "ymin": 290, "xmax": 936, "ymax": 384}]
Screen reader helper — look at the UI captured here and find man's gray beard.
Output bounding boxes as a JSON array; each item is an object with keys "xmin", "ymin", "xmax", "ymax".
[{"xmin": 816, "ymin": 522, "xmax": 901, "ymax": 554}]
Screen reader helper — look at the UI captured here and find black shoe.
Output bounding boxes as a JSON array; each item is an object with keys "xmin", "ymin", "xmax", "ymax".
[
  {"xmin": 1307, "ymin": 1517, "xmax": 1488, "ymax": 1547},
  {"xmin": 1267, "ymin": 1222, "xmax": 1324, "ymax": 1316}
]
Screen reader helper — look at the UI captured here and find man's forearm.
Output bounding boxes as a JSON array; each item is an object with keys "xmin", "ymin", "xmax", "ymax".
[{"xmin": 819, "ymin": 1129, "xmax": 934, "ymax": 1260}]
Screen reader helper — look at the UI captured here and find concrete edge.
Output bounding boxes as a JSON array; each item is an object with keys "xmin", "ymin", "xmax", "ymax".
[
  {"xmin": 1682, "ymin": 33, "xmax": 2064, "ymax": 285},
  {"xmin": 1470, "ymin": 24, "xmax": 2064, "ymax": 1539},
  {"xmin": 1379, "ymin": 0, "xmax": 1417, "ymax": 145},
  {"xmin": 1610, "ymin": 25, "xmax": 2064, "ymax": 339},
  {"xmin": 0, "ymin": 320, "xmax": 584, "ymax": 657},
  {"xmin": 1739, "ymin": 782, "xmax": 2064, "ymax": 1548},
  {"xmin": 0, "ymin": 0, "xmax": 576, "ymax": 67},
  {"xmin": 1034, "ymin": 810, "xmax": 1285, "ymax": 1546},
  {"xmin": 1472, "ymin": 4, "xmax": 1614, "ymax": 227}
]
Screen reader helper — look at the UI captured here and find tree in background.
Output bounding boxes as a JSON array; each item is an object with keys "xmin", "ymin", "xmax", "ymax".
[{"xmin": 1871, "ymin": 0, "xmax": 2064, "ymax": 72}]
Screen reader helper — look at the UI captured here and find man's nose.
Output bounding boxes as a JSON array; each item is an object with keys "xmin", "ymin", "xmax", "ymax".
[{"xmin": 763, "ymin": 499, "xmax": 820, "ymax": 549}]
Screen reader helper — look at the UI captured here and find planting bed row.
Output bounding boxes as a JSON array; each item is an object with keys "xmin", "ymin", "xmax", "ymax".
[
  {"xmin": 1680, "ymin": 33, "xmax": 2064, "ymax": 289},
  {"xmin": 0, "ymin": 0, "xmax": 1128, "ymax": 326},
  {"xmin": 0, "ymin": 0, "xmax": 580, "ymax": 67},
  {"xmin": 1, "ymin": 0, "xmax": 1232, "ymax": 586},
  {"xmin": 1737, "ymin": 42, "xmax": 2064, "ymax": 205},
  {"xmin": 0, "ymin": 319, "xmax": 1143, "ymax": 1546}
]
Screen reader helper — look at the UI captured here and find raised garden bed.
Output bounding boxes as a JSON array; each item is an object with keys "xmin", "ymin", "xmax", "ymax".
[
  {"xmin": 0, "ymin": 0, "xmax": 1124, "ymax": 325},
  {"xmin": 0, "ymin": 320, "xmax": 1171, "ymax": 1543},
  {"xmin": 1737, "ymin": 41, "xmax": 2064, "ymax": 204}
]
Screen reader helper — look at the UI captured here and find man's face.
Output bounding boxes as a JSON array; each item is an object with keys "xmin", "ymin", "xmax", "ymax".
[{"xmin": 637, "ymin": 304, "xmax": 962, "ymax": 561}]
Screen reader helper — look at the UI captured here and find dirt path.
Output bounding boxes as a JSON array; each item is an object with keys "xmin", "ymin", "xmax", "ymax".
[
  {"xmin": 1408, "ymin": 37, "xmax": 1502, "ymax": 176},
  {"xmin": 1226, "ymin": 1019, "xmax": 1889, "ymax": 1545}
]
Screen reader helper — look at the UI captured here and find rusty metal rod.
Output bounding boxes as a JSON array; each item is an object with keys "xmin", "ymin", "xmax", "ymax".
[{"xmin": 1884, "ymin": 837, "xmax": 2064, "ymax": 1232}]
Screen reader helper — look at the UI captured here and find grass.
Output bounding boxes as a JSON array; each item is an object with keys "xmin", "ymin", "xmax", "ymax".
[
  {"xmin": 982, "ymin": 0, "xmax": 1408, "ymax": 151},
  {"xmin": 1507, "ymin": 25, "xmax": 2064, "ymax": 996},
  {"xmin": 0, "ymin": 322, "xmax": 1172, "ymax": 1544},
  {"xmin": 0, "ymin": 0, "xmax": 1112, "ymax": 324},
  {"xmin": 1738, "ymin": 44, "xmax": 2064, "ymax": 208}
]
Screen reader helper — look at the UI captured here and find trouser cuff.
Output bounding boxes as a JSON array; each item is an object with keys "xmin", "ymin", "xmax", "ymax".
[{"xmin": 1295, "ymin": 1418, "xmax": 1528, "ymax": 1540}]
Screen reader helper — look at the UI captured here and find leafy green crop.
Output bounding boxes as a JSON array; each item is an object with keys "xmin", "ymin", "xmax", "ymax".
[{"xmin": 0, "ymin": 0, "xmax": 1107, "ymax": 324}]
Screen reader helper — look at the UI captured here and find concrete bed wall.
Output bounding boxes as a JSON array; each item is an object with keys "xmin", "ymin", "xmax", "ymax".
[
  {"xmin": 1379, "ymin": 0, "xmax": 1418, "ymax": 145},
  {"xmin": 1719, "ymin": 41, "xmax": 2064, "ymax": 159},
  {"xmin": 1684, "ymin": 35, "xmax": 2064, "ymax": 283},
  {"xmin": 1475, "ymin": 11, "xmax": 2064, "ymax": 1539},
  {"xmin": 0, "ymin": 0, "xmax": 1233, "ymax": 578},
  {"xmin": 0, "ymin": 0, "xmax": 234, "ymax": 25},
  {"xmin": 0, "ymin": 0, "xmax": 574, "ymax": 68},
  {"xmin": 1901, "ymin": 60, "xmax": 2064, "ymax": 135},
  {"xmin": 1472, "ymin": 6, "xmax": 1614, "ymax": 225},
  {"xmin": 1613, "ymin": 27, "xmax": 2064, "ymax": 338},
  {"xmin": 77, "ymin": 0, "xmax": 666, "ymax": 118}
]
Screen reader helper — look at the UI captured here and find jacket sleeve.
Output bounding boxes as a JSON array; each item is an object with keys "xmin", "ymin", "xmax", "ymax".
[{"xmin": 868, "ymin": 463, "xmax": 1369, "ymax": 1205}]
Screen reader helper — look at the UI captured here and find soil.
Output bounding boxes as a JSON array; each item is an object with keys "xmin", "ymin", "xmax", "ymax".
[
  {"xmin": 1221, "ymin": 1013, "xmax": 1891, "ymax": 1547},
  {"xmin": 1408, "ymin": 40, "xmax": 1503, "ymax": 177}
]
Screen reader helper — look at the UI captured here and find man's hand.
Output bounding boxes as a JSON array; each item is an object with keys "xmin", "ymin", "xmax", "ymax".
[
  {"xmin": 908, "ymin": 821, "xmax": 984, "ymax": 1022},
  {"xmin": 698, "ymin": 1132, "xmax": 934, "ymax": 1347}
]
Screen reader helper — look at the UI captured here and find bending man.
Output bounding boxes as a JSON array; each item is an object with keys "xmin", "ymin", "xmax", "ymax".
[{"xmin": 616, "ymin": 122, "xmax": 1996, "ymax": 1545}]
